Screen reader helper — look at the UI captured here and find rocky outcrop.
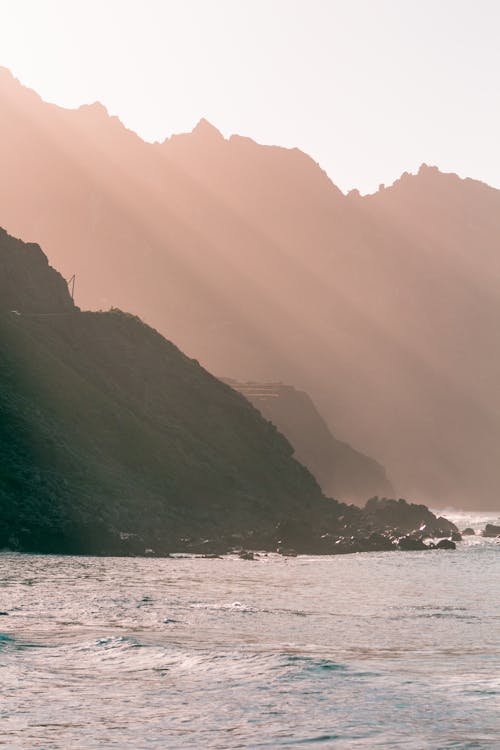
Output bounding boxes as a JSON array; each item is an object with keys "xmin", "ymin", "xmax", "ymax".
[
  {"xmin": 436, "ymin": 539, "xmax": 456, "ymax": 550},
  {"xmin": 0, "ymin": 228, "xmax": 74, "ymax": 314},
  {"xmin": 482, "ymin": 524, "xmax": 500, "ymax": 538},
  {"xmin": 222, "ymin": 379, "xmax": 393, "ymax": 504},
  {"xmin": 364, "ymin": 497, "xmax": 458, "ymax": 537},
  {"xmin": 398, "ymin": 536, "xmax": 429, "ymax": 551}
]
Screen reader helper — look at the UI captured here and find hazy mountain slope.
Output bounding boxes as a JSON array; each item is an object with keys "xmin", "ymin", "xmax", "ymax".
[
  {"xmin": 346, "ymin": 167, "xmax": 500, "ymax": 504},
  {"xmin": 223, "ymin": 379, "xmax": 393, "ymax": 503},
  {"xmin": 0, "ymin": 228, "xmax": 341, "ymax": 553},
  {"xmin": 1, "ymin": 67, "xmax": 499, "ymax": 509}
]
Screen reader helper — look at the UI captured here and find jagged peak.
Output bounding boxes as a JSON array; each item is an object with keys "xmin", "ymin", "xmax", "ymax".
[
  {"xmin": 0, "ymin": 226, "xmax": 74, "ymax": 313},
  {"xmin": 0, "ymin": 66, "xmax": 44, "ymax": 103},
  {"xmin": 417, "ymin": 163, "xmax": 441, "ymax": 176},
  {"xmin": 358, "ymin": 163, "xmax": 500, "ymax": 203},
  {"xmin": 191, "ymin": 118, "xmax": 225, "ymax": 140},
  {"xmin": 401, "ymin": 163, "xmax": 486, "ymax": 189},
  {"xmin": 77, "ymin": 101, "xmax": 110, "ymax": 117},
  {"xmin": 363, "ymin": 164, "xmax": 464, "ymax": 199}
]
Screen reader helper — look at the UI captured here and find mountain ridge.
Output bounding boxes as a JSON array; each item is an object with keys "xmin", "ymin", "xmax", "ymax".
[
  {"xmin": 4, "ymin": 64, "xmax": 478, "ymax": 197},
  {"xmin": 1, "ymin": 66, "xmax": 499, "ymax": 510}
]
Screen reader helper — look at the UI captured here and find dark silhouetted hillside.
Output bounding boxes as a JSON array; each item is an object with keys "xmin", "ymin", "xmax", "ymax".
[
  {"xmin": 0, "ymin": 229, "xmax": 337, "ymax": 553},
  {"xmin": 1, "ymin": 228, "xmax": 458, "ymax": 554},
  {"xmin": 0, "ymin": 228, "xmax": 74, "ymax": 313}
]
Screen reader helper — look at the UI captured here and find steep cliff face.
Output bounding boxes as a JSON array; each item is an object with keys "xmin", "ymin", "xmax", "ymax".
[
  {"xmin": 0, "ymin": 229, "xmax": 334, "ymax": 553},
  {"xmin": 2, "ymin": 67, "xmax": 500, "ymax": 509},
  {"xmin": 0, "ymin": 228, "xmax": 74, "ymax": 313},
  {"xmin": 223, "ymin": 380, "xmax": 393, "ymax": 504}
]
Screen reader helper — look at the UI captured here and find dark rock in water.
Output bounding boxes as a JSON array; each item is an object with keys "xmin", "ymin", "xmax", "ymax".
[
  {"xmin": 364, "ymin": 498, "xmax": 458, "ymax": 538},
  {"xmin": 451, "ymin": 531, "xmax": 462, "ymax": 542},
  {"xmin": 238, "ymin": 550, "xmax": 255, "ymax": 560},
  {"xmin": 367, "ymin": 532, "xmax": 395, "ymax": 551},
  {"xmin": 482, "ymin": 524, "xmax": 500, "ymax": 538},
  {"xmin": 329, "ymin": 537, "xmax": 363, "ymax": 554},
  {"xmin": 434, "ymin": 516, "xmax": 459, "ymax": 535},
  {"xmin": 436, "ymin": 538, "xmax": 456, "ymax": 550},
  {"xmin": 188, "ymin": 539, "xmax": 231, "ymax": 556},
  {"xmin": 420, "ymin": 517, "xmax": 459, "ymax": 538},
  {"xmin": 462, "ymin": 528, "xmax": 475, "ymax": 536},
  {"xmin": 398, "ymin": 536, "xmax": 429, "ymax": 551},
  {"xmin": 330, "ymin": 533, "xmax": 396, "ymax": 554},
  {"xmin": 277, "ymin": 547, "xmax": 298, "ymax": 557}
]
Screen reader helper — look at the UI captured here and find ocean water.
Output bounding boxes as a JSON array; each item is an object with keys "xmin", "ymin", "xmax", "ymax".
[{"xmin": 1, "ymin": 512, "xmax": 499, "ymax": 750}]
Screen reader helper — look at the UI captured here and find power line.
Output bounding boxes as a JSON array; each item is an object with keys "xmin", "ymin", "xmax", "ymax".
[{"xmin": 66, "ymin": 274, "xmax": 76, "ymax": 301}]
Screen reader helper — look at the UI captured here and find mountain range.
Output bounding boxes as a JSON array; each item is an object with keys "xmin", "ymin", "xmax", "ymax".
[{"xmin": 1, "ymin": 66, "xmax": 499, "ymax": 510}]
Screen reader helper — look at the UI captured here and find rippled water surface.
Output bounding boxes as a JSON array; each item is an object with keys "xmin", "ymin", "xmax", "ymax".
[{"xmin": 1, "ymin": 512, "xmax": 499, "ymax": 749}]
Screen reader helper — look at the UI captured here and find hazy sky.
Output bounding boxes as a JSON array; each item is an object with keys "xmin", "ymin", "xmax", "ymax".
[{"xmin": 0, "ymin": 0, "xmax": 499, "ymax": 193}]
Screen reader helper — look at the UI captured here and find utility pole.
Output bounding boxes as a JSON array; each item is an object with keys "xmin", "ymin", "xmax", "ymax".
[{"xmin": 66, "ymin": 274, "xmax": 76, "ymax": 301}]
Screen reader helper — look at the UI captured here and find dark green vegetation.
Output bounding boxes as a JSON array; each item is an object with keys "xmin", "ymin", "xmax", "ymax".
[{"xmin": 0, "ymin": 229, "xmax": 457, "ymax": 555}]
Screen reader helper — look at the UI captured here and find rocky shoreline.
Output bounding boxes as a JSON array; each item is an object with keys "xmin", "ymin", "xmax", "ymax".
[
  {"xmin": 170, "ymin": 497, "xmax": 463, "ymax": 558},
  {"xmin": 2, "ymin": 497, "xmax": 466, "ymax": 558}
]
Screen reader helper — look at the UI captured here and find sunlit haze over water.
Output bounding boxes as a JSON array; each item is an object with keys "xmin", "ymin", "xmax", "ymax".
[{"xmin": 0, "ymin": 3, "xmax": 499, "ymax": 749}]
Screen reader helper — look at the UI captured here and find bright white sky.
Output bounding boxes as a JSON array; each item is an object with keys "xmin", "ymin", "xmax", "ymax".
[{"xmin": 0, "ymin": 0, "xmax": 499, "ymax": 194}]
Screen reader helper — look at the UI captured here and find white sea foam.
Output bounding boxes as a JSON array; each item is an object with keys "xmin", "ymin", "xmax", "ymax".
[{"xmin": 435, "ymin": 508, "xmax": 500, "ymax": 532}]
